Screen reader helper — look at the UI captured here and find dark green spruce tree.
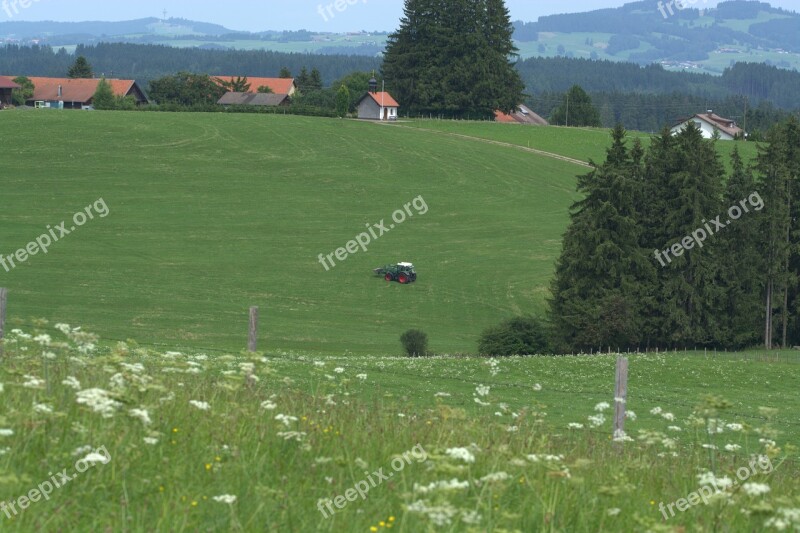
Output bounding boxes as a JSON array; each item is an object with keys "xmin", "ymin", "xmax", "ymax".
[
  {"xmin": 649, "ymin": 123, "xmax": 725, "ymax": 347},
  {"xmin": 756, "ymin": 118, "xmax": 799, "ymax": 348},
  {"xmin": 549, "ymin": 125, "xmax": 655, "ymax": 352},
  {"xmin": 382, "ymin": 0, "xmax": 524, "ymax": 118},
  {"xmin": 716, "ymin": 148, "xmax": 765, "ymax": 348}
]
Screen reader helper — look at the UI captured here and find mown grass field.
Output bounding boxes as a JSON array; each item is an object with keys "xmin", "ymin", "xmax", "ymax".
[
  {"xmin": 0, "ymin": 111, "xmax": 762, "ymax": 357},
  {"xmin": 0, "ymin": 110, "xmax": 584, "ymax": 356},
  {"xmin": 403, "ymin": 120, "xmax": 762, "ymax": 170},
  {"xmin": 0, "ymin": 330, "xmax": 797, "ymax": 532}
]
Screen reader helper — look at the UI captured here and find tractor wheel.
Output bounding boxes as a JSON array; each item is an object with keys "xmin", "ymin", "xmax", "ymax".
[
  {"xmin": 411, "ymin": 274, "xmax": 417, "ymax": 282},
  {"xmin": 398, "ymin": 274, "xmax": 409, "ymax": 284},
  {"xmin": 385, "ymin": 273, "xmax": 394, "ymax": 282}
]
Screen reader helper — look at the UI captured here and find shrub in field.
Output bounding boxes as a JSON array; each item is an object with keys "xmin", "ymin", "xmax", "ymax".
[
  {"xmin": 478, "ymin": 316, "xmax": 550, "ymax": 356},
  {"xmin": 401, "ymin": 329, "xmax": 428, "ymax": 357}
]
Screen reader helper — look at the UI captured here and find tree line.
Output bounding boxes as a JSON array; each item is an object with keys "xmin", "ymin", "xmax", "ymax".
[{"xmin": 549, "ymin": 118, "xmax": 800, "ymax": 353}]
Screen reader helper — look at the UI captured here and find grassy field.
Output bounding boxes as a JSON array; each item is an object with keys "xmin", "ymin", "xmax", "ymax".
[
  {"xmin": 0, "ymin": 112, "xmax": 767, "ymax": 356},
  {"xmin": 0, "ymin": 329, "xmax": 797, "ymax": 532},
  {"xmin": 0, "ymin": 110, "xmax": 584, "ymax": 356},
  {"xmin": 401, "ymin": 120, "xmax": 762, "ymax": 170},
  {"xmin": 1, "ymin": 110, "xmax": 798, "ymax": 532}
]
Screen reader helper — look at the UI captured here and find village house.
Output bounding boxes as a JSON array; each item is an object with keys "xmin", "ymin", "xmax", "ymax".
[
  {"xmin": 671, "ymin": 111, "xmax": 744, "ymax": 141},
  {"xmin": 213, "ymin": 76, "xmax": 297, "ymax": 96},
  {"xmin": 10, "ymin": 77, "xmax": 149, "ymax": 109},
  {"xmin": 0, "ymin": 76, "xmax": 20, "ymax": 106},
  {"xmin": 356, "ymin": 77, "xmax": 399, "ymax": 121}
]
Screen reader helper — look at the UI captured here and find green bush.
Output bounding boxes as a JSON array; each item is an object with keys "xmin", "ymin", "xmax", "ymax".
[
  {"xmin": 478, "ymin": 317, "xmax": 550, "ymax": 356},
  {"xmin": 400, "ymin": 329, "xmax": 428, "ymax": 357}
]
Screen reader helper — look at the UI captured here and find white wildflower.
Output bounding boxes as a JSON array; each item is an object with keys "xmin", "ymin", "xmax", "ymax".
[
  {"xmin": 76, "ymin": 388, "xmax": 122, "ymax": 418},
  {"xmin": 480, "ymin": 472, "xmax": 510, "ymax": 483},
  {"xmin": 275, "ymin": 414, "xmax": 298, "ymax": 427},
  {"xmin": 0, "ymin": 429, "xmax": 13, "ymax": 437},
  {"xmin": 129, "ymin": 408, "xmax": 152, "ymax": 426},
  {"xmin": 588, "ymin": 414, "xmax": 606, "ymax": 427},
  {"xmin": 742, "ymin": 483, "xmax": 771, "ymax": 497},
  {"xmin": 22, "ymin": 375, "xmax": 45, "ymax": 389},
  {"xmin": 414, "ymin": 478, "xmax": 470, "ymax": 494},
  {"xmin": 34, "ymin": 334, "xmax": 51, "ymax": 346},
  {"xmin": 143, "ymin": 437, "xmax": 159, "ymax": 445},
  {"xmin": 595, "ymin": 402, "xmax": 610, "ymax": 412},
  {"xmin": 189, "ymin": 400, "xmax": 211, "ymax": 411},
  {"xmin": 62, "ymin": 376, "xmax": 81, "ymax": 390},
  {"xmin": 475, "ymin": 385, "xmax": 490, "ymax": 397},
  {"xmin": 260, "ymin": 401, "xmax": 277, "ymax": 411},
  {"xmin": 212, "ymin": 495, "xmax": 237, "ymax": 505},
  {"xmin": 34, "ymin": 403, "xmax": 53, "ymax": 414},
  {"xmin": 445, "ymin": 447, "xmax": 475, "ymax": 464}
]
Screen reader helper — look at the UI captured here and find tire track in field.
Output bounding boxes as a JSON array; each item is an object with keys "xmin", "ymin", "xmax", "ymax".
[{"xmin": 378, "ymin": 122, "xmax": 593, "ymax": 169}]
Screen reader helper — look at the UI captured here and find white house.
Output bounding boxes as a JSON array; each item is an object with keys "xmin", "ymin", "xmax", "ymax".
[
  {"xmin": 671, "ymin": 111, "xmax": 744, "ymax": 141},
  {"xmin": 356, "ymin": 91, "xmax": 399, "ymax": 121}
]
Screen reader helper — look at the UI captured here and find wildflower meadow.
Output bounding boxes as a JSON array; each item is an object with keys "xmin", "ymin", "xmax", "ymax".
[{"xmin": 0, "ymin": 323, "xmax": 798, "ymax": 532}]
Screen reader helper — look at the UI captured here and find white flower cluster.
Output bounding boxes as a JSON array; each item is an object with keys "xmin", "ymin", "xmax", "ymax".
[{"xmin": 76, "ymin": 388, "xmax": 122, "ymax": 418}]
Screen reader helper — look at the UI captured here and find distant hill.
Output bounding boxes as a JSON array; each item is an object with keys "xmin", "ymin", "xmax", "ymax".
[
  {"xmin": 0, "ymin": 17, "xmax": 232, "ymax": 38},
  {"xmin": 513, "ymin": 0, "xmax": 800, "ymax": 74},
  {"xmin": 1, "ymin": 1, "xmax": 798, "ymax": 74}
]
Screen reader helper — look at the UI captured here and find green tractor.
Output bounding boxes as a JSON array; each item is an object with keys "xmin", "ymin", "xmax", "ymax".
[{"xmin": 374, "ymin": 262, "xmax": 417, "ymax": 284}]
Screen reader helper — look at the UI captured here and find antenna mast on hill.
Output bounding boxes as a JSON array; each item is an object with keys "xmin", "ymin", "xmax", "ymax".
[{"xmin": 162, "ymin": 9, "xmax": 168, "ymax": 21}]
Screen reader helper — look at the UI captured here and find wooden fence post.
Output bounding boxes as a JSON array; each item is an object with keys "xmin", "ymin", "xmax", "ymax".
[
  {"xmin": 248, "ymin": 306, "xmax": 259, "ymax": 352},
  {"xmin": 613, "ymin": 357, "xmax": 629, "ymax": 442},
  {"xmin": 0, "ymin": 288, "xmax": 6, "ymax": 356}
]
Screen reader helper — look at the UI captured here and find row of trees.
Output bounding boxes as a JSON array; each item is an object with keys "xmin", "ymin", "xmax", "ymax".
[{"xmin": 549, "ymin": 119, "xmax": 800, "ymax": 352}]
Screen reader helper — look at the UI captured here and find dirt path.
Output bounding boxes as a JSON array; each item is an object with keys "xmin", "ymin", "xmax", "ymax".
[{"xmin": 381, "ymin": 123, "xmax": 594, "ymax": 169}]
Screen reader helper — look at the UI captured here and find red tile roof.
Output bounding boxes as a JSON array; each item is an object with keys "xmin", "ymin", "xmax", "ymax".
[
  {"xmin": 213, "ymin": 76, "xmax": 296, "ymax": 94},
  {"xmin": 22, "ymin": 77, "xmax": 138, "ymax": 102},
  {"xmin": 0, "ymin": 75, "xmax": 21, "ymax": 89},
  {"xmin": 675, "ymin": 112, "xmax": 744, "ymax": 138},
  {"xmin": 365, "ymin": 92, "xmax": 399, "ymax": 108}
]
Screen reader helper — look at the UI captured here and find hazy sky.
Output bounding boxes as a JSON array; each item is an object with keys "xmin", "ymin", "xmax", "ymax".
[{"xmin": 2, "ymin": 1, "xmax": 797, "ymax": 32}]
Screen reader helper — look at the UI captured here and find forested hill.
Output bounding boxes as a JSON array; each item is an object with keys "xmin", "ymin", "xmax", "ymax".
[
  {"xmin": 0, "ymin": 43, "xmax": 381, "ymax": 87},
  {"xmin": 513, "ymin": 0, "xmax": 800, "ymax": 74}
]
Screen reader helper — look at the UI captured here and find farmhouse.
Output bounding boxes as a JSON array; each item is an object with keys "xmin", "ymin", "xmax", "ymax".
[
  {"xmin": 217, "ymin": 92, "xmax": 290, "ymax": 107},
  {"xmin": 214, "ymin": 76, "xmax": 297, "ymax": 96},
  {"xmin": 494, "ymin": 104, "xmax": 549, "ymax": 126},
  {"xmin": 0, "ymin": 76, "xmax": 20, "ymax": 106},
  {"xmin": 671, "ymin": 111, "xmax": 744, "ymax": 141},
  {"xmin": 15, "ymin": 77, "xmax": 149, "ymax": 109}
]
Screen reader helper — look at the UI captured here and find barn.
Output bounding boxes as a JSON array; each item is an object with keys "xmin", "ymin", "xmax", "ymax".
[
  {"xmin": 21, "ymin": 77, "xmax": 149, "ymax": 109},
  {"xmin": 0, "ymin": 76, "xmax": 20, "ymax": 106}
]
